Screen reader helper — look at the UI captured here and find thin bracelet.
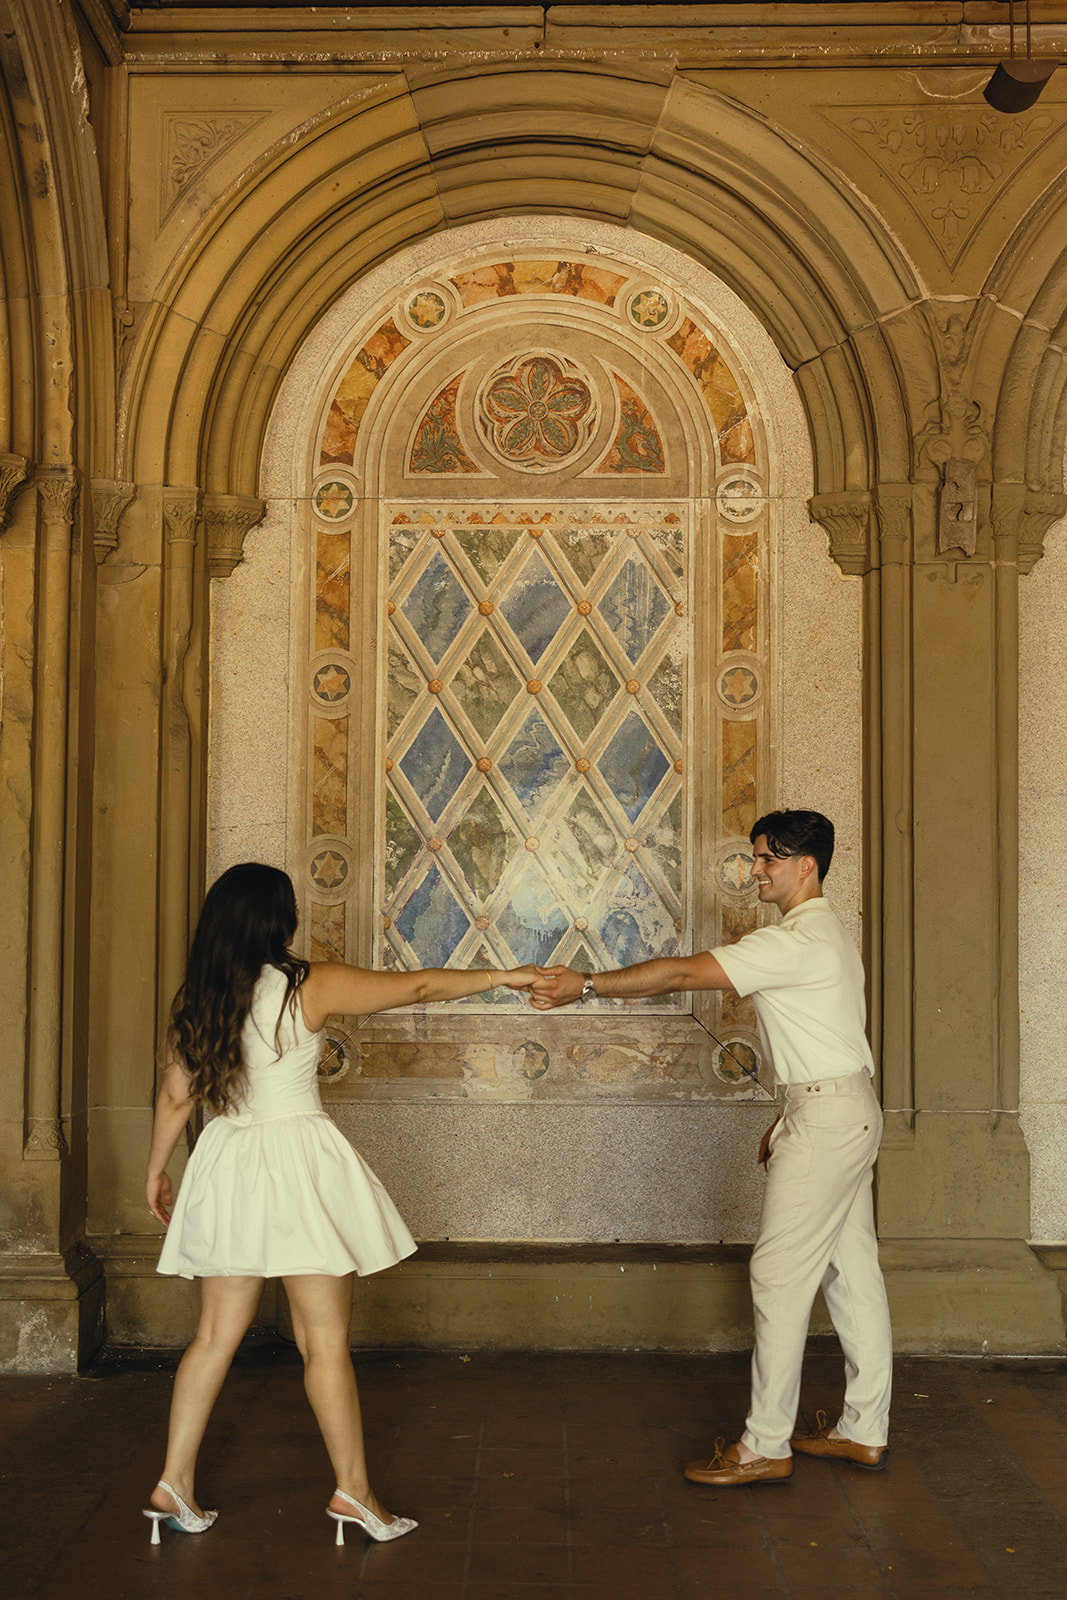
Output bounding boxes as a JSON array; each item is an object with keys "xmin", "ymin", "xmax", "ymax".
[{"xmin": 483, "ymin": 969, "xmax": 496, "ymax": 992}]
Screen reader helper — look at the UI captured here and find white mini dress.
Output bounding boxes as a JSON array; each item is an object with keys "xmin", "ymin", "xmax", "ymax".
[{"xmin": 157, "ymin": 965, "xmax": 417, "ymax": 1280}]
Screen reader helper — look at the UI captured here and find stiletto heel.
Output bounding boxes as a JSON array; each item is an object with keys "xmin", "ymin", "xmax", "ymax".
[
  {"xmin": 143, "ymin": 1479, "xmax": 218, "ymax": 1543},
  {"xmin": 326, "ymin": 1488, "xmax": 417, "ymax": 1545}
]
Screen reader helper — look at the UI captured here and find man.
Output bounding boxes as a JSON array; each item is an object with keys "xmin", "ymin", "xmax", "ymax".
[{"xmin": 529, "ymin": 809, "xmax": 892, "ymax": 1486}]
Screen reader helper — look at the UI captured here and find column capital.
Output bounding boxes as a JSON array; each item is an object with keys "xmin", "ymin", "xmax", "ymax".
[
  {"xmin": 203, "ymin": 492, "xmax": 266, "ymax": 578},
  {"xmin": 0, "ymin": 451, "xmax": 31, "ymax": 531},
  {"xmin": 90, "ymin": 480, "xmax": 136, "ymax": 564}
]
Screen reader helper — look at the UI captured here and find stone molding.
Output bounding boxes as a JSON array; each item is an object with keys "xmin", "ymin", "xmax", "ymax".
[
  {"xmin": 203, "ymin": 492, "xmax": 266, "ymax": 578},
  {"xmin": 0, "ymin": 452, "xmax": 31, "ymax": 530},
  {"xmin": 90, "ymin": 479, "xmax": 135, "ymax": 564}
]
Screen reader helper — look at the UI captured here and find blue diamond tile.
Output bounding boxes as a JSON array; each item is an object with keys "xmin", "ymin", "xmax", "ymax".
[
  {"xmin": 399, "ymin": 706, "xmax": 472, "ymax": 822},
  {"xmin": 401, "ymin": 551, "xmax": 473, "ymax": 663},
  {"xmin": 395, "ymin": 862, "xmax": 470, "ymax": 968},
  {"xmin": 499, "ymin": 709, "xmax": 569, "ymax": 818},
  {"xmin": 599, "ymin": 712, "xmax": 670, "ymax": 823},
  {"xmin": 496, "ymin": 864, "xmax": 570, "ymax": 966},
  {"xmin": 599, "ymin": 557, "xmax": 670, "ymax": 664},
  {"xmin": 499, "ymin": 550, "xmax": 571, "ymax": 664}
]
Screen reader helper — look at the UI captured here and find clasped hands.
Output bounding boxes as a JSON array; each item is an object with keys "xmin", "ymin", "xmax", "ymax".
[{"xmin": 526, "ymin": 966, "xmax": 585, "ymax": 1010}]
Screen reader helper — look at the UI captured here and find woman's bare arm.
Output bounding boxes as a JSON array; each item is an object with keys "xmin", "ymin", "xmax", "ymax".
[{"xmin": 299, "ymin": 961, "xmax": 539, "ymax": 1032}]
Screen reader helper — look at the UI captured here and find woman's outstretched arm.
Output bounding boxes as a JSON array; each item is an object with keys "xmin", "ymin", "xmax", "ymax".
[
  {"xmin": 299, "ymin": 962, "xmax": 539, "ymax": 1032},
  {"xmin": 146, "ymin": 1053, "xmax": 195, "ymax": 1224}
]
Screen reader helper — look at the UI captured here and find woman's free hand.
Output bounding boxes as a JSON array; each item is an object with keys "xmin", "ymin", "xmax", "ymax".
[
  {"xmin": 528, "ymin": 966, "xmax": 585, "ymax": 1009},
  {"xmin": 147, "ymin": 1172, "xmax": 174, "ymax": 1226}
]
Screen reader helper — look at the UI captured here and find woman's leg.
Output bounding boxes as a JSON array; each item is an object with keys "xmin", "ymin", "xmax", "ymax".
[
  {"xmin": 150, "ymin": 1275, "xmax": 265, "ymax": 1517},
  {"xmin": 282, "ymin": 1273, "xmax": 396, "ymax": 1524}
]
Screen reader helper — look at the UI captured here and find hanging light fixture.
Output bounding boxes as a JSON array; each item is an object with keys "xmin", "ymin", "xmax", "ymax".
[{"xmin": 984, "ymin": 0, "xmax": 1058, "ymax": 112}]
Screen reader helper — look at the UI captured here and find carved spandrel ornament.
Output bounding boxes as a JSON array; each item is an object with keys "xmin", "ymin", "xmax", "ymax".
[
  {"xmin": 159, "ymin": 110, "xmax": 270, "ymax": 229},
  {"xmin": 808, "ymin": 490, "xmax": 872, "ymax": 577},
  {"xmin": 91, "ymin": 480, "xmax": 135, "ymax": 564},
  {"xmin": 831, "ymin": 105, "xmax": 1055, "ymax": 265},
  {"xmin": 203, "ymin": 493, "xmax": 266, "ymax": 578},
  {"xmin": 0, "ymin": 451, "xmax": 31, "ymax": 531}
]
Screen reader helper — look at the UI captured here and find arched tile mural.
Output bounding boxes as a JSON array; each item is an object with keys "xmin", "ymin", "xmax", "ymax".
[{"xmin": 297, "ymin": 250, "xmax": 775, "ymax": 1103}]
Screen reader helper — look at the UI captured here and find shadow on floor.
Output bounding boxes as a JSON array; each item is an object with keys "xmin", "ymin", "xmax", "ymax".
[{"xmin": 2, "ymin": 1343, "xmax": 1066, "ymax": 1598}]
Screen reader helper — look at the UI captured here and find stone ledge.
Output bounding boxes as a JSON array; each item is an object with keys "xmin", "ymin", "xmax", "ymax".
[{"xmin": 89, "ymin": 1236, "xmax": 1066, "ymax": 1359}]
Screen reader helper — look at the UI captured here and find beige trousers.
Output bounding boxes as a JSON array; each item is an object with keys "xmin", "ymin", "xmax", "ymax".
[{"xmin": 742, "ymin": 1070, "xmax": 893, "ymax": 1459}]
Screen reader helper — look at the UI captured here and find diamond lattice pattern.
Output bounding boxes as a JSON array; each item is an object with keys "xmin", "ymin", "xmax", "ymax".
[{"xmin": 381, "ymin": 507, "xmax": 687, "ymax": 1008}]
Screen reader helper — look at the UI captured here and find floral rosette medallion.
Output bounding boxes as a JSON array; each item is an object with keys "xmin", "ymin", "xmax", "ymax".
[{"xmin": 478, "ymin": 352, "xmax": 596, "ymax": 471}]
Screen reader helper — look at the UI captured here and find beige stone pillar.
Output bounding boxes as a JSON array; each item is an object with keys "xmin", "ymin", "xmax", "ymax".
[
  {"xmin": 820, "ymin": 477, "xmax": 1065, "ymax": 1352},
  {"xmin": 0, "ymin": 468, "xmax": 104, "ymax": 1370}
]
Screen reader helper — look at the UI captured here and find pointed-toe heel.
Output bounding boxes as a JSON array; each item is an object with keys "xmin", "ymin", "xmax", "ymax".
[
  {"xmin": 143, "ymin": 1479, "xmax": 218, "ymax": 1543},
  {"xmin": 327, "ymin": 1488, "xmax": 417, "ymax": 1545}
]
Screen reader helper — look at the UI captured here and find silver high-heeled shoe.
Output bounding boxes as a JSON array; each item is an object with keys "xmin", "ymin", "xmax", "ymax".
[
  {"xmin": 143, "ymin": 1479, "xmax": 219, "ymax": 1544},
  {"xmin": 326, "ymin": 1488, "xmax": 417, "ymax": 1546}
]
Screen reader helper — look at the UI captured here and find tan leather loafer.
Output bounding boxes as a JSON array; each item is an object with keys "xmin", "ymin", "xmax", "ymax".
[
  {"xmin": 684, "ymin": 1441, "xmax": 793, "ymax": 1487},
  {"xmin": 791, "ymin": 1415, "xmax": 888, "ymax": 1472}
]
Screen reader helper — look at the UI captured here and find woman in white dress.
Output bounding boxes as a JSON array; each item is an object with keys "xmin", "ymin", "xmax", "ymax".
[{"xmin": 144, "ymin": 862, "xmax": 536, "ymax": 1546}]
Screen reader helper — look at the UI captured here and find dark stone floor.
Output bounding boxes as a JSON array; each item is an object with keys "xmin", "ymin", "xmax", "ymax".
[{"xmin": 3, "ymin": 1341, "xmax": 1066, "ymax": 1598}]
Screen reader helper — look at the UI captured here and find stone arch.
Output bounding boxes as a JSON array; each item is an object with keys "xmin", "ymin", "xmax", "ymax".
[{"xmin": 120, "ymin": 67, "xmax": 937, "ymax": 517}]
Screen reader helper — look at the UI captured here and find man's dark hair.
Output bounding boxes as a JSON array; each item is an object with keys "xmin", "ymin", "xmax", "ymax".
[{"xmin": 750, "ymin": 810, "xmax": 834, "ymax": 881}]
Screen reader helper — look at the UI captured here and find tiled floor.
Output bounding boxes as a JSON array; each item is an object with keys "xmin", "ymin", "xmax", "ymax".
[{"xmin": 3, "ymin": 1342, "xmax": 1066, "ymax": 1598}]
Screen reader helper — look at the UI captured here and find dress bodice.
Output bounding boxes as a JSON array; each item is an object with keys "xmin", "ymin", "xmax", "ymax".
[{"xmin": 222, "ymin": 964, "xmax": 324, "ymax": 1124}]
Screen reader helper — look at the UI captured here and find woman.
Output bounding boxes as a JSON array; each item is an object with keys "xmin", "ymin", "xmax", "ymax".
[{"xmin": 144, "ymin": 862, "xmax": 536, "ymax": 1547}]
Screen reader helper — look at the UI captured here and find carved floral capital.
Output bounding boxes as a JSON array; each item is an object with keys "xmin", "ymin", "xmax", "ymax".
[
  {"xmin": 91, "ymin": 480, "xmax": 136, "ymax": 564},
  {"xmin": 0, "ymin": 452, "xmax": 31, "ymax": 531},
  {"xmin": 163, "ymin": 487, "xmax": 201, "ymax": 545},
  {"xmin": 36, "ymin": 468, "xmax": 78, "ymax": 527},
  {"xmin": 808, "ymin": 490, "xmax": 872, "ymax": 577},
  {"xmin": 203, "ymin": 493, "xmax": 267, "ymax": 578}
]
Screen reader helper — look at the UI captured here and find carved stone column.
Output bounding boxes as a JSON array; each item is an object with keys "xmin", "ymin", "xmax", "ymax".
[
  {"xmin": 158, "ymin": 488, "xmax": 201, "ymax": 1019},
  {"xmin": 811, "ymin": 474, "xmax": 1064, "ymax": 1352},
  {"xmin": 0, "ymin": 468, "xmax": 105, "ymax": 1371}
]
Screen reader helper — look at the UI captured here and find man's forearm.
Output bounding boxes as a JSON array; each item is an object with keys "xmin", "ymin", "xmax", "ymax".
[{"xmin": 587, "ymin": 957, "xmax": 696, "ymax": 999}]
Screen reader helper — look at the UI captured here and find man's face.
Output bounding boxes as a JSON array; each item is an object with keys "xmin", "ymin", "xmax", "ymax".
[{"xmin": 749, "ymin": 835, "xmax": 814, "ymax": 913}]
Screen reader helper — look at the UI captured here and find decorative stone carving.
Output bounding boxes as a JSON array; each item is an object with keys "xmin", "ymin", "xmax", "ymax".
[
  {"xmin": 808, "ymin": 489, "xmax": 872, "ymax": 576},
  {"xmin": 91, "ymin": 480, "xmax": 135, "ymax": 564},
  {"xmin": 936, "ymin": 458, "xmax": 978, "ymax": 557},
  {"xmin": 203, "ymin": 493, "xmax": 266, "ymax": 578},
  {"xmin": 36, "ymin": 469, "xmax": 78, "ymax": 526},
  {"xmin": 874, "ymin": 484, "xmax": 913, "ymax": 560},
  {"xmin": 993, "ymin": 484, "xmax": 1067, "ymax": 576},
  {"xmin": 0, "ymin": 452, "xmax": 31, "ymax": 531},
  {"xmin": 24, "ymin": 1117, "xmax": 68, "ymax": 1160},
  {"xmin": 841, "ymin": 107, "xmax": 1054, "ymax": 262},
  {"xmin": 160, "ymin": 111, "xmax": 269, "ymax": 226},
  {"xmin": 163, "ymin": 487, "xmax": 201, "ymax": 545}
]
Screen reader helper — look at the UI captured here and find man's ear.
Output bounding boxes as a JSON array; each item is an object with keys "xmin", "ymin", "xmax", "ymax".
[{"xmin": 798, "ymin": 852, "xmax": 818, "ymax": 882}]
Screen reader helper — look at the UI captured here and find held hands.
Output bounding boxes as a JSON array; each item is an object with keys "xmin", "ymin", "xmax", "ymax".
[
  {"xmin": 496, "ymin": 965, "xmax": 542, "ymax": 990},
  {"xmin": 528, "ymin": 966, "xmax": 585, "ymax": 1010},
  {"xmin": 146, "ymin": 1172, "xmax": 174, "ymax": 1226}
]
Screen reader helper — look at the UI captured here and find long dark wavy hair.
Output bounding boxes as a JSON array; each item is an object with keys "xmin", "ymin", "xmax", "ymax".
[{"xmin": 167, "ymin": 863, "xmax": 310, "ymax": 1114}]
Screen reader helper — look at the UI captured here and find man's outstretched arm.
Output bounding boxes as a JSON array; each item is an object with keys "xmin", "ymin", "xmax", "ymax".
[{"xmin": 529, "ymin": 951, "xmax": 734, "ymax": 1010}]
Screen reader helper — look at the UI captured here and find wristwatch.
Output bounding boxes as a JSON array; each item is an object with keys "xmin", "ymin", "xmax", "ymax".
[{"xmin": 578, "ymin": 975, "xmax": 597, "ymax": 1001}]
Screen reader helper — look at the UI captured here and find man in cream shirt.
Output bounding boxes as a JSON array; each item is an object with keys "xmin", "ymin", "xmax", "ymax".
[{"xmin": 529, "ymin": 810, "xmax": 892, "ymax": 1486}]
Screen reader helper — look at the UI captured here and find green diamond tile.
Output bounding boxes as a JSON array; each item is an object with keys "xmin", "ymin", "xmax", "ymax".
[
  {"xmin": 449, "ymin": 784, "xmax": 521, "ymax": 903},
  {"xmin": 455, "ymin": 523, "xmax": 522, "ymax": 586},
  {"xmin": 386, "ymin": 640, "xmax": 422, "ymax": 738},
  {"xmin": 384, "ymin": 789, "xmax": 423, "ymax": 897},
  {"xmin": 453, "ymin": 630, "xmax": 523, "ymax": 740},
  {"xmin": 547, "ymin": 629, "xmax": 620, "ymax": 741}
]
